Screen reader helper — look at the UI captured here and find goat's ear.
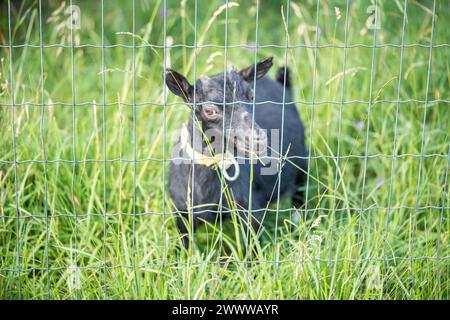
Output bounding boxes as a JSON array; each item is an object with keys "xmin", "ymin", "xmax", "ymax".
[
  {"xmin": 164, "ymin": 68, "xmax": 193, "ymax": 102},
  {"xmin": 238, "ymin": 56, "xmax": 273, "ymax": 82}
]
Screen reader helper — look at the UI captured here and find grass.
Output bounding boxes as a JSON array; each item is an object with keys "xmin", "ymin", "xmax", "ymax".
[{"xmin": 0, "ymin": 0, "xmax": 449, "ymax": 299}]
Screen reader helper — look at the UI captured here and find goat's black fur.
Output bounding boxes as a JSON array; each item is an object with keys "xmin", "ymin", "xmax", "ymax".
[{"xmin": 166, "ymin": 58, "xmax": 307, "ymax": 249}]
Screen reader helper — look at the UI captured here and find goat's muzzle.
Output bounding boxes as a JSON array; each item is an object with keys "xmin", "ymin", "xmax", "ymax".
[{"xmin": 233, "ymin": 128, "xmax": 268, "ymax": 158}]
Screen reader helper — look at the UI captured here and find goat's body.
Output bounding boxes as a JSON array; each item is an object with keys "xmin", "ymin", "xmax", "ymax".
[
  {"xmin": 252, "ymin": 76, "xmax": 307, "ymax": 201},
  {"xmin": 169, "ymin": 71, "xmax": 307, "ymax": 248},
  {"xmin": 169, "ymin": 120, "xmax": 267, "ymax": 247}
]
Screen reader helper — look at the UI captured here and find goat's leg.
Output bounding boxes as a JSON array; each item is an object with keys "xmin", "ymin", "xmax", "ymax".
[
  {"xmin": 176, "ymin": 215, "xmax": 195, "ymax": 250},
  {"xmin": 292, "ymin": 172, "xmax": 306, "ymax": 208}
]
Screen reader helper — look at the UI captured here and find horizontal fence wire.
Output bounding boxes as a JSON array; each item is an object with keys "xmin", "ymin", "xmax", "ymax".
[
  {"xmin": 2, "ymin": 43, "xmax": 450, "ymax": 49},
  {"xmin": 1, "ymin": 153, "xmax": 448, "ymax": 165},
  {"xmin": 1, "ymin": 0, "xmax": 449, "ymax": 299},
  {"xmin": 1, "ymin": 205, "xmax": 449, "ymax": 219},
  {"xmin": 1, "ymin": 99, "xmax": 449, "ymax": 107},
  {"xmin": 1, "ymin": 255, "xmax": 449, "ymax": 274}
]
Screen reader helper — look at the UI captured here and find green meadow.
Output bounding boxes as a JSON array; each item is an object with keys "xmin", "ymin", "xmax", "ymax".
[{"xmin": 0, "ymin": 0, "xmax": 449, "ymax": 299}]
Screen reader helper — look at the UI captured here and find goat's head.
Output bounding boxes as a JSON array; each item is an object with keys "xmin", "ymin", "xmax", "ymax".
[{"xmin": 165, "ymin": 57, "xmax": 273, "ymax": 157}]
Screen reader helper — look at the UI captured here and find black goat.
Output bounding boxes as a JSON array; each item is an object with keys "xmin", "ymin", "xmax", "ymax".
[{"xmin": 165, "ymin": 57, "xmax": 307, "ymax": 249}]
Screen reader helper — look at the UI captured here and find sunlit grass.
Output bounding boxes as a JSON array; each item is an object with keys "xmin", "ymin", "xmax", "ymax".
[{"xmin": 0, "ymin": 0, "xmax": 448, "ymax": 299}]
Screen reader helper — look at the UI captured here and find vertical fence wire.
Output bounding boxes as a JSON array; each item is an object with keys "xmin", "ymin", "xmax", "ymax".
[
  {"xmin": 38, "ymin": 0, "xmax": 51, "ymax": 299},
  {"xmin": 245, "ymin": 0, "xmax": 260, "ymax": 294},
  {"xmin": 190, "ymin": 0, "xmax": 199, "ymax": 252},
  {"xmin": 69, "ymin": 0, "xmax": 79, "ymax": 300},
  {"xmin": 7, "ymin": 0, "xmax": 22, "ymax": 300},
  {"xmin": 273, "ymin": 0, "xmax": 291, "ymax": 284},
  {"xmin": 356, "ymin": 1, "xmax": 379, "ymax": 297},
  {"xmin": 410, "ymin": 0, "xmax": 436, "ymax": 285},
  {"xmin": 218, "ymin": 0, "xmax": 230, "ymax": 259},
  {"xmin": 357, "ymin": 0, "xmax": 378, "ymax": 255},
  {"xmin": 328, "ymin": 0, "xmax": 350, "ymax": 299},
  {"xmin": 131, "ymin": 0, "xmax": 140, "ymax": 298},
  {"xmin": 101, "ymin": 0, "xmax": 108, "ymax": 300},
  {"xmin": 302, "ymin": 0, "xmax": 321, "ymax": 263},
  {"xmin": 384, "ymin": 0, "xmax": 408, "ymax": 277},
  {"xmin": 162, "ymin": 0, "xmax": 168, "ymax": 267}
]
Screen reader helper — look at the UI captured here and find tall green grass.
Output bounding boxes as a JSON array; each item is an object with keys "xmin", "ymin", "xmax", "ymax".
[{"xmin": 0, "ymin": 0, "xmax": 448, "ymax": 299}]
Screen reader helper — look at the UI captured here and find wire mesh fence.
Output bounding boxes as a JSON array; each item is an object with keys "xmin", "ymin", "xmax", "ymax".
[{"xmin": 0, "ymin": 0, "xmax": 449, "ymax": 299}]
